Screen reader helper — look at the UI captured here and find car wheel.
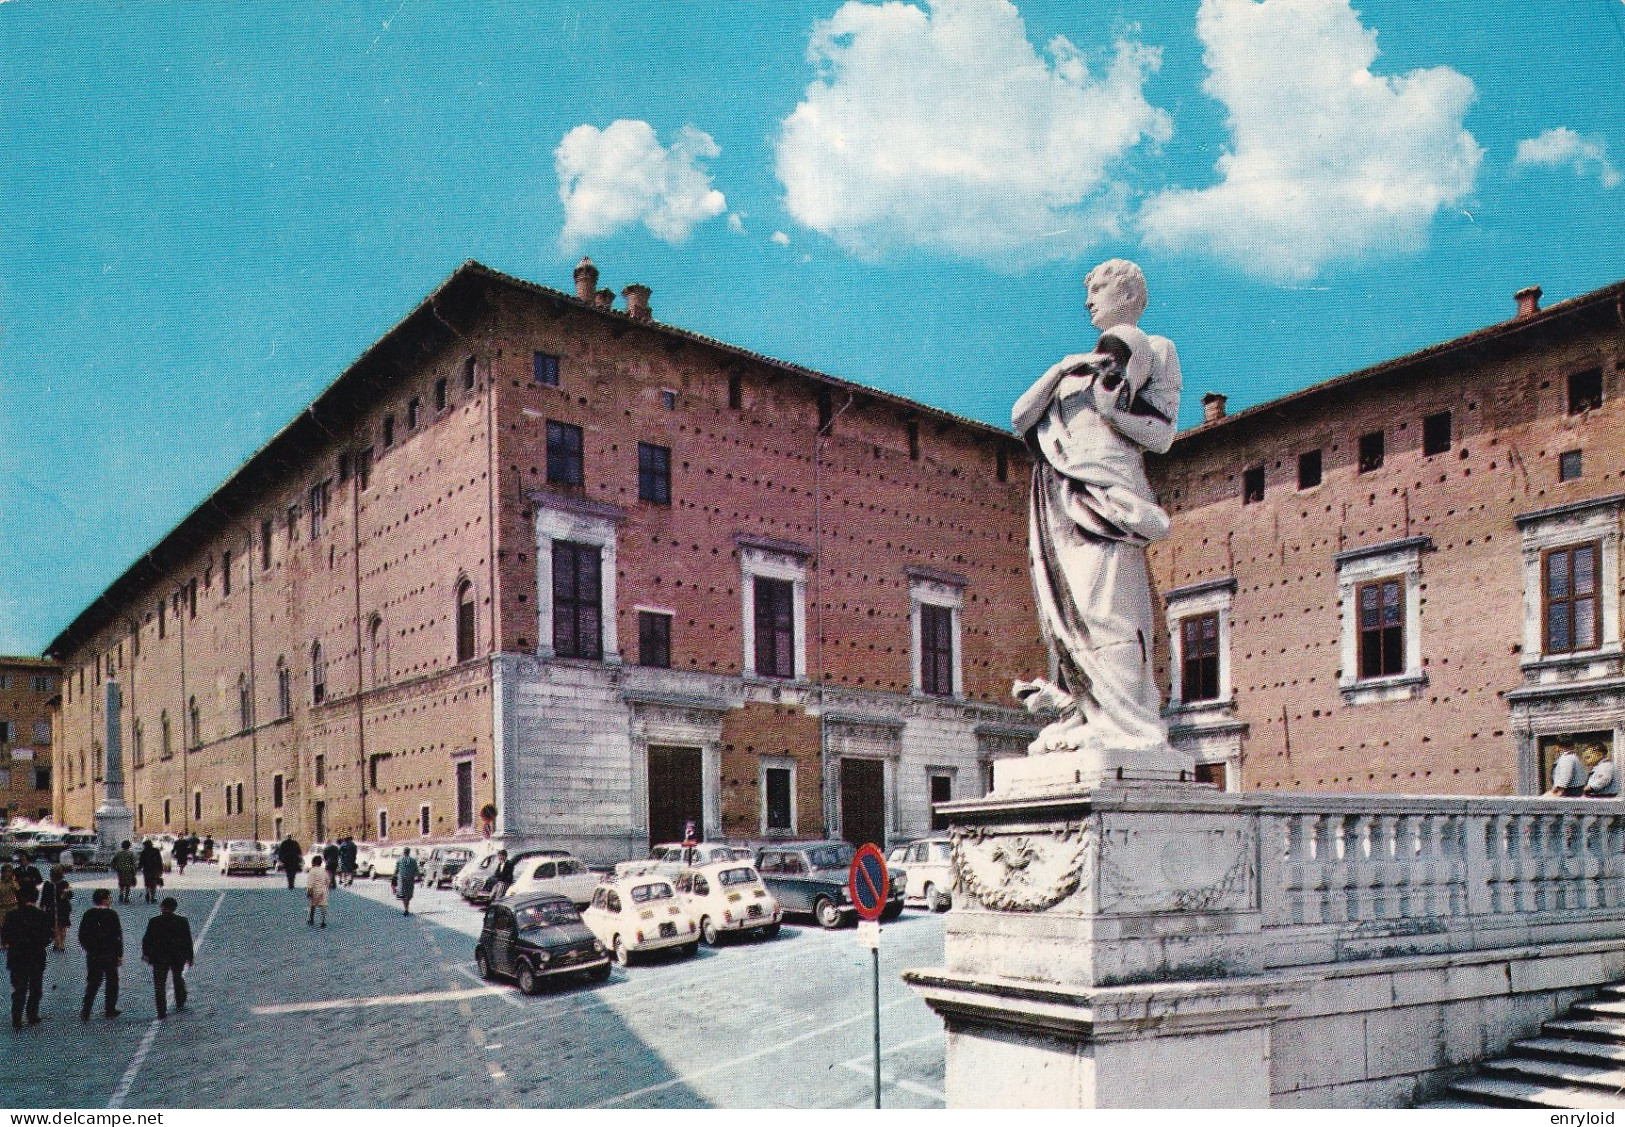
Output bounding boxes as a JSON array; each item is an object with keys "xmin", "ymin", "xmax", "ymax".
[
  {"xmin": 926, "ymin": 884, "xmax": 949, "ymax": 913},
  {"xmin": 880, "ymin": 900, "xmax": 904, "ymax": 922},
  {"xmin": 612, "ymin": 936, "xmax": 631, "ymax": 966},
  {"xmin": 517, "ymin": 962, "xmax": 540, "ymax": 995},
  {"xmin": 681, "ymin": 941, "xmax": 699, "ymax": 958},
  {"xmin": 700, "ymin": 917, "xmax": 721, "ymax": 946},
  {"xmin": 761, "ymin": 922, "xmax": 781, "ymax": 939},
  {"xmin": 475, "ymin": 949, "xmax": 493, "ymax": 980},
  {"xmin": 588, "ymin": 962, "xmax": 612, "ymax": 983},
  {"xmin": 814, "ymin": 897, "xmax": 843, "ymax": 930}
]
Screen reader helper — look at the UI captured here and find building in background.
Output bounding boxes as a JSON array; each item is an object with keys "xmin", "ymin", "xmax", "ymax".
[
  {"xmin": 45, "ymin": 260, "xmax": 1041, "ymax": 860},
  {"xmin": 1150, "ymin": 279, "xmax": 1625, "ymax": 796},
  {"xmin": 1, "ymin": 657, "xmax": 58, "ymax": 821}
]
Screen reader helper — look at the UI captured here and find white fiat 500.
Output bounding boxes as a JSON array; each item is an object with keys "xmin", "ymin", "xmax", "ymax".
[
  {"xmin": 581, "ymin": 878, "xmax": 699, "ymax": 965},
  {"xmin": 501, "ymin": 854, "xmax": 598, "ymax": 907},
  {"xmin": 674, "ymin": 862, "xmax": 781, "ymax": 945}
]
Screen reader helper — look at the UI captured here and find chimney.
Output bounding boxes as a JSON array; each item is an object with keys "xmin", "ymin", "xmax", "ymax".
[
  {"xmin": 1202, "ymin": 392, "xmax": 1228, "ymax": 423},
  {"xmin": 593, "ymin": 288, "xmax": 614, "ymax": 309},
  {"xmin": 622, "ymin": 283, "xmax": 652, "ymax": 322},
  {"xmin": 573, "ymin": 257, "xmax": 599, "ymax": 302},
  {"xmin": 1514, "ymin": 285, "xmax": 1542, "ymax": 319}
]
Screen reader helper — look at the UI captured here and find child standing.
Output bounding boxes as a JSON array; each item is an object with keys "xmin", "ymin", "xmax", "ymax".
[{"xmin": 306, "ymin": 855, "xmax": 330, "ymax": 928}]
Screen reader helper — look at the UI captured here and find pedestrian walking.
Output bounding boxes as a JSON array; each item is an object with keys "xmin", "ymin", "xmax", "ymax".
[
  {"xmin": 394, "ymin": 848, "xmax": 420, "ymax": 916},
  {"xmin": 78, "ymin": 888, "xmax": 122, "ymax": 1020},
  {"xmin": 141, "ymin": 897, "xmax": 193, "ymax": 1018},
  {"xmin": 322, "ymin": 841, "xmax": 340, "ymax": 880},
  {"xmin": 277, "ymin": 837, "xmax": 303, "ymax": 890},
  {"xmin": 13, "ymin": 857, "xmax": 41, "ymax": 901},
  {"xmin": 338, "ymin": 837, "xmax": 357, "ymax": 887},
  {"xmin": 138, "ymin": 841, "xmax": 164, "ymax": 903},
  {"xmin": 0, "ymin": 865, "xmax": 17, "ymax": 917},
  {"xmin": 306, "ymin": 856, "xmax": 330, "ymax": 928},
  {"xmin": 112, "ymin": 841, "xmax": 138, "ymax": 904},
  {"xmin": 2, "ymin": 884, "xmax": 50, "ymax": 1030},
  {"xmin": 172, "ymin": 837, "xmax": 190, "ymax": 875},
  {"xmin": 201, "ymin": 836, "xmax": 215, "ymax": 863},
  {"xmin": 489, "ymin": 849, "xmax": 514, "ymax": 902},
  {"xmin": 43, "ymin": 867, "xmax": 71, "ymax": 952}
]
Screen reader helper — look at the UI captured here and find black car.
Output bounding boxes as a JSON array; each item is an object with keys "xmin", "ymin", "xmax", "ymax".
[
  {"xmin": 755, "ymin": 841, "xmax": 906, "ymax": 929},
  {"xmin": 475, "ymin": 893, "xmax": 612, "ymax": 993}
]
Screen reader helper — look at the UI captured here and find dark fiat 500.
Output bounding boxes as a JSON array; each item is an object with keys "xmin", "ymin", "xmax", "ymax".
[
  {"xmin": 754, "ymin": 841, "xmax": 906, "ymax": 929},
  {"xmin": 475, "ymin": 893, "xmax": 611, "ymax": 993}
]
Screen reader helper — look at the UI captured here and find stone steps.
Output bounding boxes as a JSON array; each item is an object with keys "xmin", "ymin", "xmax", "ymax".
[{"xmin": 1432, "ymin": 985, "xmax": 1625, "ymax": 1108}]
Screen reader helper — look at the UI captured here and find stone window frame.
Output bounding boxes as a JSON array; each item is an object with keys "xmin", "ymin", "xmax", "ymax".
[
  {"xmin": 906, "ymin": 567, "xmax": 965, "ymax": 699},
  {"xmin": 1164, "ymin": 577, "xmax": 1237, "ymax": 714},
  {"xmin": 1516, "ymin": 494, "xmax": 1622, "ymax": 672},
  {"xmin": 533, "ymin": 495, "xmax": 623, "ymax": 665},
  {"xmin": 739, "ymin": 537, "xmax": 811, "ymax": 682},
  {"xmin": 1334, "ymin": 536, "xmax": 1430, "ymax": 704},
  {"xmin": 633, "ymin": 604, "xmax": 674, "ymax": 669},
  {"xmin": 759, "ymin": 755, "xmax": 797, "ymax": 838}
]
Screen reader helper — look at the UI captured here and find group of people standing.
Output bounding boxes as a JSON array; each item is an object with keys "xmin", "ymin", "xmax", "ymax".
[{"xmin": 0, "ymin": 853, "xmax": 194, "ymax": 1029}]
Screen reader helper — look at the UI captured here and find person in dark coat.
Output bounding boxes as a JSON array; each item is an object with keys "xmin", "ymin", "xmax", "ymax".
[
  {"xmin": 338, "ymin": 837, "xmax": 357, "ymax": 886},
  {"xmin": 172, "ymin": 837, "xmax": 190, "ymax": 875},
  {"xmin": 12, "ymin": 857, "xmax": 41, "ymax": 901},
  {"xmin": 112, "ymin": 841, "xmax": 138, "ymax": 903},
  {"xmin": 276, "ymin": 837, "xmax": 303, "ymax": 890},
  {"xmin": 43, "ymin": 866, "xmax": 71, "ymax": 952},
  {"xmin": 489, "ymin": 849, "xmax": 514, "ymax": 902},
  {"xmin": 322, "ymin": 842, "xmax": 340, "ymax": 881},
  {"xmin": 2, "ymin": 884, "xmax": 51, "ymax": 1029},
  {"xmin": 138, "ymin": 841, "xmax": 164, "ymax": 903},
  {"xmin": 141, "ymin": 897, "xmax": 193, "ymax": 1018},
  {"xmin": 394, "ymin": 848, "xmax": 420, "ymax": 916},
  {"xmin": 78, "ymin": 888, "xmax": 122, "ymax": 1020}
]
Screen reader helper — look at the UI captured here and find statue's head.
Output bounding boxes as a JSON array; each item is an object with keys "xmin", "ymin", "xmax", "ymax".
[{"xmin": 1083, "ymin": 259, "xmax": 1147, "ymax": 331}]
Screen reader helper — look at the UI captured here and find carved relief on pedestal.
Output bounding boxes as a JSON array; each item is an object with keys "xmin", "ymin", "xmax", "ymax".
[
  {"xmin": 950, "ymin": 820, "xmax": 1096, "ymax": 913},
  {"xmin": 1096, "ymin": 818, "xmax": 1256, "ymax": 914}
]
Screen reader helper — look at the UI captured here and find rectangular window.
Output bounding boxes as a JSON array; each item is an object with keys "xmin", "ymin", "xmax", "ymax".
[
  {"xmin": 930, "ymin": 773, "xmax": 953, "ymax": 831},
  {"xmin": 1181, "ymin": 612, "xmax": 1221, "ymax": 702},
  {"xmin": 407, "ymin": 397, "xmax": 420, "ymax": 430},
  {"xmin": 1242, "ymin": 465, "xmax": 1265, "ymax": 504},
  {"xmin": 765, "ymin": 767, "xmax": 793, "ymax": 832},
  {"xmin": 546, "ymin": 420, "xmax": 584, "ymax": 486},
  {"xmin": 32, "ymin": 766, "xmax": 49, "ymax": 791},
  {"xmin": 314, "ymin": 801, "xmax": 326, "ymax": 845},
  {"xmin": 338, "ymin": 451, "xmax": 351, "ymax": 483},
  {"xmin": 552, "ymin": 541, "xmax": 603, "ymax": 660},
  {"xmin": 382, "ymin": 414, "xmax": 395, "ymax": 448},
  {"xmin": 222, "ymin": 550, "xmax": 232, "ymax": 596},
  {"xmin": 261, "ymin": 520, "xmax": 273, "ymax": 570},
  {"xmin": 728, "ymin": 371, "xmax": 742, "ymax": 410},
  {"xmin": 224, "ymin": 784, "xmax": 234, "ymax": 816},
  {"xmin": 377, "ymin": 809, "xmax": 388, "ymax": 841},
  {"xmin": 32, "ymin": 721, "xmax": 50, "ymax": 745},
  {"xmin": 660, "ymin": 388, "xmax": 677, "ymax": 411},
  {"xmin": 187, "ymin": 579, "xmax": 197, "ymax": 619},
  {"xmin": 287, "ymin": 505, "xmax": 300, "ymax": 544},
  {"xmin": 163, "ymin": 798, "xmax": 171, "ymax": 826},
  {"xmin": 455, "ymin": 760, "xmax": 474, "ymax": 829},
  {"xmin": 314, "ymin": 753, "xmax": 326, "ymax": 787},
  {"xmin": 1357, "ymin": 578, "xmax": 1405, "ymax": 679},
  {"xmin": 1569, "ymin": 368, "xmax": 1604, "ymax": 415},
  {"xmin": 1422, "ymin": 410, "xmax": 1452, "ymax": 456},
  {"xmin": 638, "ymin": 442, "xmax": 671, "ymax": 505},
  {"xmin": 419, "ymin": 804, "xmax": 431, "ymax": 836},
  {"xmin": 31, "ymin": 675, "xmax": 52, "ymax": 693},
  {"xmin": 920, "ymin": 604, "xmax": 954, "ymax": 697},
  {"xmin": 754, "ymin": 577, "xmax": 795, "ymax": 679},
  {"xmin": 638, "ymin": 611, "xmax": 672, "ymax": 668},
  {"xmin": 273, "ymin": 773, "xmax": 284, "ymax": 808},
  {"xmin": 463, "ymin": 356, "xmax": 476, "ymax": 391},
  {"xmin": 435, "ymin": 377, "xmax": 448, "ymax": 411},
  {"xmin": 193, "ymin": 790, "xmax": 202, "ymax": 821},
  {"xmin": 1358, "ymin": 431, "xmax": 1384, "ymax": 474},
  {"xmin": 309, "ymin": 481, "xmax": 329, "ymax": 539},
  {"xmin": 357, "ymin": 447, "xmax": 373, "ymax": 490},
  {"xmin": 1560, "ymin": 450, "xmax": 1583, "ymax": 482},
  {"xmin": 0, "ymin": 720, "xmax": 9, "ymax": 744},
  {"xmin": 1544, "ymin": 542, "xmax": 1601, "ymax": 655},
  {"xmin": 1297, "ymin": 450, "xmax": 1322, "ymax": 490},
  {"xmin": 533, "ymin": 352, "xmax": 560, "ymax": 386},
  {"xmin": 906, "ymin": 419, "xmax": 920, "ymax": 460}
]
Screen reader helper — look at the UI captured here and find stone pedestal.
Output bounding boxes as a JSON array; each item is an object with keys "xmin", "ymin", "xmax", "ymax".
[
  {"xmin": 903, "ymin": 782, "xmax": 1290, "ymax": 1108},
  {"xmin": 94, "ymin": 801, "xmax": 134, "ymax": 859}
]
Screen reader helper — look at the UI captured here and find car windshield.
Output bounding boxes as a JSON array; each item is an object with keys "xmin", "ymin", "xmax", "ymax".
[
  {"xmin": 630, "ymin": 882, "xmax": 674, "ymax": 903},
  {"xmin": 447, "ymin": 849, "xmax": 472, "ymax": 860},
  {"xmin": 932, "ymin": 842, "xmax": 952, "ymax": 860},
  {"xmin": 717, "ymin": 867, "xmax": 757, "ymax": 887},
  {"xmin": 515, "ymin": 901, "xmax": 581, "ymax": 930},
  {"xmin": 807, "ymin": 845, "xmax": 855, "ymax": 871}
]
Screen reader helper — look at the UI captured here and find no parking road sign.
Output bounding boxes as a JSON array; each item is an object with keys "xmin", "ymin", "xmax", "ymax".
[{"xmin": 848, "ymin": 843, "xmax": 889, "ymax": 922}]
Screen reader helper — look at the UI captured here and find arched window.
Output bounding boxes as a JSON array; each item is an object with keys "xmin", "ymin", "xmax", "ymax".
[
  {"xmin": 368, "ymin": 614, "xmax": 385, "ymax": 687},
  {"xmin": 188, "ymin": 696, "xmax": 201, "ymax": 750},
  {"xmin": 132, "ymin": 719, "xmax": 144, "ymax": 768},
  {"xmin": 238, "ymin": 673, "xmax": 252, "ymax": 732},
  {"xmin": 160, "ymin": 711, "xmax": 172, "ymax": 760},
  {"xmin": 276, "ymin": 657, "xmax": 291, "ymax": 719},
  {"xmin": 311, "ymin": 642, "xmax": 326, "ymax": 705},
  {"xmin": 456, "ymin": 579, "xmax": 476, "ymax": 663}
]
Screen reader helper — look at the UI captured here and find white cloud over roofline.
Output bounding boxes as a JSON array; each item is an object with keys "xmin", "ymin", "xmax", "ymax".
[
  {"xmin": 773, "ymin": 0, "xmax": 1170, "ymax": 267},
  {"xmin": 1138, "ymin": 0, "xmax": 1482, "ymax": 284},
  {"xmin": 1513, "ymin": 127, "xmax": 1622, "ymax": 190},
  {"xmin": 556, "ymin": 120, "xmax": 728, "ymax": 251}
]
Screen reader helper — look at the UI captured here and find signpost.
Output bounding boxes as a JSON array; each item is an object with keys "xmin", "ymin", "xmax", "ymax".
[{"xmin": 849, "ymin": 843, "xmax": 889, "ymax": 1108}]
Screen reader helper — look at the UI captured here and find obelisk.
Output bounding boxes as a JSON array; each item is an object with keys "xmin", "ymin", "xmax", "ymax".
[{"xmin": 94, "ymin": 679, "xmax": 134, "ymax": 857}]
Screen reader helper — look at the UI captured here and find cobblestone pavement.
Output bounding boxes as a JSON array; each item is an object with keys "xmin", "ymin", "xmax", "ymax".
[{"xmin": 1, "ymin": 867, "xmax": 946, "ymax": 1109}]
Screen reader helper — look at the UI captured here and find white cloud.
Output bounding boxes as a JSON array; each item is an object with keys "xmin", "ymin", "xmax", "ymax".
[
  {"xmin": 1138, "ymin": 0, "xmax": 1481, "ymax": 283},
  {"xmin": 1514, "ymin": 127, "xmax": 1622, "ymax": 189},
  {"xmin": 556, "ymin": 120, "xmax": 727, "ymax": 250},
  {"xmin": 771, "ymin": 231, "xmax": 791, "ymax": 246},
  {"xmin": 774, "ymin": 0, "xmax": 1170, "ymax": 266},
  {"xmin": 727, "ymin": 212, "xmax": 747, "ymax": 234}
]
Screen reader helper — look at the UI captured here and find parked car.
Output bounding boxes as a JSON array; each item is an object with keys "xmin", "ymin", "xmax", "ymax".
[
  {"xmin": 582, "ymin": 877, "xmax": 699, "ymax": 965},
  {"xmin": 755, "ymin": 841, "xmax": 906, "ymax": 928},
  {"xmin": 361, "ymin": 845, "xmax": 403, "ymax": 880},
  {"xmin": 674, "ymin": 862, "xmax": 781, "ymax": 945},
  {"xmin": 474, "ymin": 894, "xmax": 612, "ymax": 993},
  {"xmin": 502, "ymin": 854, "xmax": 597, "ymax": 906},
  {"xmin": 5, "ymin": 828, "xmax": 66, "ymax": 862},
  {"xmin": 614, "ymin": 842, "xmax": 744, "ymax": 880},
  {"xmin": 425, "ymin": 845, "xmax": 476, "ymax": 889},
  {"xmin": 218, "ymin": 839, "xmax": 273, "ymax": 876},
  {"xmin": 62, "ymin": 831, "xmax": 102, "ymax": 869},
  {"xmin": 889, "ymin": 837, "xmax": 954, "ymax": 912},
  {"xmin": 458, "ymin": 848, "xmax": 567, "ymax": 905}
]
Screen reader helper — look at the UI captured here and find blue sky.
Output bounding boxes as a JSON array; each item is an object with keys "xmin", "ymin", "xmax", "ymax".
[{"xmin": 2, "ymin": 0, "xmax": 1622, "ymax": 655}]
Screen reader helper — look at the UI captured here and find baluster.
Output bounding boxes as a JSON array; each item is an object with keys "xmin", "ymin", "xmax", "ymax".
[
  {"xmin": 1515, "ymin": 814, "xmax": 1538, "ymax": 915},
  {"xmin": 1313, "ymin": 814, "xmax": 1336, "ymax": 925},
  {"xmin": 1489, "ymin": 814, "xmax": 1511, "ymax": 915},
  {"xmin": 1353, "ymin": 815, "xmax": 1378, "ymax": 922},
  {"xmin": 1582, "ymin": 814, "xmax": 1603, "ymax": 911},
  {"xmin": 1285, "ymin": 815, "xmax": 1312, "ymax": 926},
  {"xmin": 1376, "ymin": 814, "xmax": 1400, "ymax": 920},
  {"xmin": 1394, "ymin": 814, "xmax": 1416, "ymax": 919},
  {"xmin": 1444, "ymin": 815, "xmax": 1467, "ymax": 918}
]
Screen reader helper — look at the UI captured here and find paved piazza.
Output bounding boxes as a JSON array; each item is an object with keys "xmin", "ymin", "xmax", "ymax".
[{"xmin": 1, "ymin": 869, "xmax": 946, "ymax": 1109}]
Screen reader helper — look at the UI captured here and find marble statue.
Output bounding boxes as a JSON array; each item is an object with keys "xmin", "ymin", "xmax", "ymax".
[{"xmin": 1011, "ymin": 259, "xmax": 1181, "ymax": 759}]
